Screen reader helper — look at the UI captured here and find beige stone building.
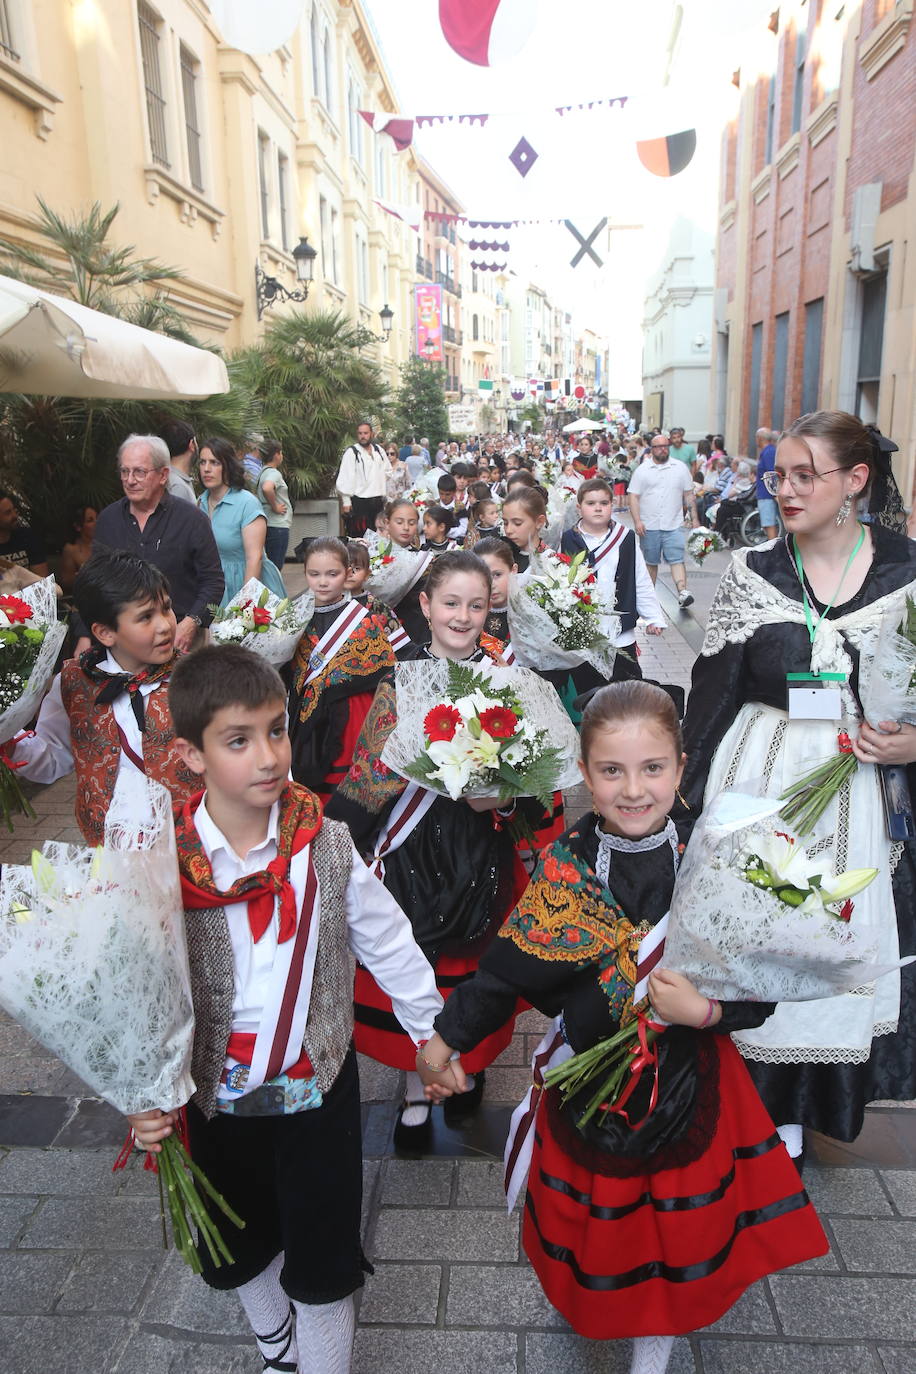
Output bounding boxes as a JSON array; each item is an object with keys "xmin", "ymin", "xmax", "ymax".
[{"xmin": 0, "ymin": 0, "xmax": 432, "ymax": 389}]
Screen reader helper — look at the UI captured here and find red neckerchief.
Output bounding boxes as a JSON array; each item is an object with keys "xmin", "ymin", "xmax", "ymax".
[{"xmin": 175, "ymin": 783, "xmax": 323, "ymax": 942}]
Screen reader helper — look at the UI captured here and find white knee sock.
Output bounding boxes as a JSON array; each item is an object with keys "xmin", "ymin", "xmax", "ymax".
[
  {"xmin": 777, "ymin": 1122, "xmax": 804, "ymax": 1158},
  {"xmin": 236, "ymin": 1252, "xmax": 298, "ymax": 1370},
  {"xmin": 293, "ymin": 1293, "xmax": 355, "ymax": 1374},
  {"xmin": 401, "ymin": 1070, "xmax": 430, "ymax": 1127},
  {"xmin": 630, "ymin": 1333, "xmax": 675, "ymax": 1374}
]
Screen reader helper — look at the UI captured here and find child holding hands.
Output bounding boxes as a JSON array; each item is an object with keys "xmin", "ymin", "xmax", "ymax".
[
  {"xmin": 418, "ymin": 682, "xmax": 827, "ymax": 1374},
  {"xmin": 129, "ymin": 645, "xmax": 442, "ymax": 1374}
]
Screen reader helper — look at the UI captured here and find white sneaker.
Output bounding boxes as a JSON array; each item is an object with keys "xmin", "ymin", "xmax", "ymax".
[{"xmin": 677, "ymin": 589, "xmax": 694, "ymax": 608}]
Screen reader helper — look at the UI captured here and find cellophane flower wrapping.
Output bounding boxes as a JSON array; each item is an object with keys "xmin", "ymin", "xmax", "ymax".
[
  {"xmin": 365, "ymin": 542, "xmax": 426, "ymax": 608},
  {"xmin": 0, "ymin": 577, "xmax": 67, "ymax": 742},
  {"xmin": 686, "ymin": 526, "xmax": 725, "ymax": 566},
  {"xmin": 507, "ymin": 549, "xmax": 619, "ymax": 677},
  {"xmin": 210, "ymin": 578, "xmax": 313, "ymax": 667},
  {"xmin": 665, "ymin": 787, "xmax": 908, "ymax": 1001},
  {"xmin": 380, "ymin": 657, "xmax": 582, "ymax": 802},
  {"xmin": 544, "ymin": 484, "xmax": 579, "ymax": 547},
  {"xmin": 0, "ymin": 776, "xmax": 195, "ymax": 1114},
  {"xmin": 860, "ymin": 595, "xmax": 916, "ymax": 728}
]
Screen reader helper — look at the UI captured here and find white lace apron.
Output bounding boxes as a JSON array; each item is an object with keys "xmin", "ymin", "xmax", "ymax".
[{"xmin": 700, "ymin": 549, "xmax": 916, "ymax": 1064}]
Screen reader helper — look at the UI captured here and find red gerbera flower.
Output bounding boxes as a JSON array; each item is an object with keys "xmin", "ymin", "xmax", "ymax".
[
  {"xmin": 0, "ymin": 595, "xmax": 33, "ymax": 624},
  {"xmin": 556, "ymin": 552, "xmax": 572, "ymax": 565},
  {"xmin": 252, "ymin": 606, "xmax": 272, "ymax": 626},
  {"xmin": 424, "ymin": 703, "xmax": 461, "ymax": 741},
  {"xmin": 478, "ymin": 705, "xmax": 518, "ymax": 740},
  {"xmin": 381, "ymin": 555, "xmax": 395, "ymax": 565}
]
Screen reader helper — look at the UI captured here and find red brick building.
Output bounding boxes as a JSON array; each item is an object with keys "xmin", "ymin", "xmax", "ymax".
[{"xmin": 712, "ymin": 0, "xmax": 916, "ymax": 498}]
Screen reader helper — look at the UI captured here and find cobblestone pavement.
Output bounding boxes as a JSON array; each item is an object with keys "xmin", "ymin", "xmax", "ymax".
[{"xmin": 2, "ymin": 544, "xmax": 915, "ymax": 1372}]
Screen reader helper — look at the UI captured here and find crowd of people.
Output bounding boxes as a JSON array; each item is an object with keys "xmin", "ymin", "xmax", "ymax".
[{"xmin": 3, "ymin": 407, "xmax": 915, "ymax": 1374}]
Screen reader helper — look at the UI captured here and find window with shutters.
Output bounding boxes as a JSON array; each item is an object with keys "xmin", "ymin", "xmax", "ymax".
[
  {"xmin": 258, "ymin": 130, "xmax": 271, "ymax": 239},
  {"xmin": 278, "ymin": 153, "xmax": 290, "ymax": 252},
  {"xmin": 0, "ymin": 0, "xmax": 19, "ymax": 61},
  {"xmin": 138, "ymin": 1, "xmax": 169, "ymax": 167},
  {"xmin": 180, "ymin": 44, "xmax": 203, "ymax": 191}
]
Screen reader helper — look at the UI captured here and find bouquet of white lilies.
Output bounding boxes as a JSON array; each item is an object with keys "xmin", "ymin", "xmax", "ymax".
[{"xmin": 664, "ymin": 788, "xmax": 912, "ymax": 1002}]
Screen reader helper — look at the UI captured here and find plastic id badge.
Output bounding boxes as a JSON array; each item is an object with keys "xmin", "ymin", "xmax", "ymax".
[{"xmin": 786, "ymin": 673, "xmax": 844, "ymax": 721}]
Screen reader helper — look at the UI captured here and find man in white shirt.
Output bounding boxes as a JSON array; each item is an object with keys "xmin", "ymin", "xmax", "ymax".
[
  {"xmin": 335, "ymin": 422, "xmax": 388, "ymax": 536},
  {"xmin": 627, "ymin": 432, "xmax": 699, "ymax": 607}
]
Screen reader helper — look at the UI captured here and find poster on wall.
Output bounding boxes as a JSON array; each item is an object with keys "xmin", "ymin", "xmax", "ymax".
[{"xmin": 415, "ymin": 284, "xmax": 444, "ymax": 361}]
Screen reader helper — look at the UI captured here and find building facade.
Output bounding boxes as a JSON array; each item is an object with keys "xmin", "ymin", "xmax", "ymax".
[
  {"xmin": 713, "ymin": 0, "xmax": 916, "ymax": 496},
  {"xmin": 642, "ymin": 218, "xmax": 714, "ymax": 441},
  {"xmin": 0, "ymin": 0, "xmax": 438, "ymax": 389},
  {"xmin": 413, "ymin": 157, "xmax": 463, "ymax": 398}
]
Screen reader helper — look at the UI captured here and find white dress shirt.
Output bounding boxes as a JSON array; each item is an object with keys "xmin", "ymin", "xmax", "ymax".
[
  {"xmin": 193, "ymin": 795, "xmax": 442, "ymax": 1046},
  {"xmin": 335, "ymin": 443, "xmax": 388, "ymax": 502},
  {"xmin": 576, "ymin": 525, "xmax": 666, "ymax": 645},
  {"xmin": 14, "ymin": 653, "xmax": 166, "ymax": 786}
]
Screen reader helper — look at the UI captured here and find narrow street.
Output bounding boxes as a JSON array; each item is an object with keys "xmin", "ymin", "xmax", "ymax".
[{"xmin": 1, "ymin": 541, "xmax": 914, "ymax": 1374}]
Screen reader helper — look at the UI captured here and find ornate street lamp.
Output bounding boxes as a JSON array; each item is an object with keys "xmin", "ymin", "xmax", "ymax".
[{"xmin": 255, "ymin": 237, "xmax": 318, "ymax": 320}]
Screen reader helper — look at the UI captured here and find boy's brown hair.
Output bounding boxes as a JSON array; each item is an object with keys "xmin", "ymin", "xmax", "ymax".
[{"xmin": 169, "ymin": 644, "xmax": 286, "ymax": 748}]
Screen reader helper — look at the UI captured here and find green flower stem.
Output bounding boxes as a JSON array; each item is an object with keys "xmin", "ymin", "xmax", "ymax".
[
  {"xmin": 544, "ymin": 1022, "xmax": 663, "ymax": 1128},
  {"xmin": 0, "ymin": 765, "xmax": 36, "ymax": 833},
  {"xmin": 778, "ymin": 753, "xmax": 858, "ymax": 836},
  {"xmin": 156, "ymin": 1133, "xmax": 244, "ymax": 1273}
]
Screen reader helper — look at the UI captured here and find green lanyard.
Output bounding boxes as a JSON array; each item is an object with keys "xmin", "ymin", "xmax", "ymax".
[{"xmin": 787, "ymin": 526, "xmax": 864, "ymax": 681}]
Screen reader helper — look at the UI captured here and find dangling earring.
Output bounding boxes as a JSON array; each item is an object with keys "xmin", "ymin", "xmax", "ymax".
[
  {"xmin": 836, "ymin": 495, "xmax": 852, "ymax": 526},
  {"xmin": 676, "ymin": 788, "xmax": 691, "ymax": 812}
]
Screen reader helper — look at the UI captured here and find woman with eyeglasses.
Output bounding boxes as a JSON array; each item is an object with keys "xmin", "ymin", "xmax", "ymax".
[
  {"xmin": 384, "ymin": 442, "xmax": 411, "ymax": 502},
  {"xmin": 676, "ymin": 410, "xmax": 916, "ymax": 1165}
]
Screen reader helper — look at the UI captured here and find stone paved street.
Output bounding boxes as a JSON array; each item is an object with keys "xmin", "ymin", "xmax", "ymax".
[{"xmin": 1, "ymin": 544, "xmax": 915, "ymax": 1372}]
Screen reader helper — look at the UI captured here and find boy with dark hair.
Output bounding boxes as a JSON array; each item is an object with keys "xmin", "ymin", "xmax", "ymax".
[
  {"xmin": 12, "ymin": 549, "xmax": 197, "ymax": 841},
  {"xmin": 129, "ymin": 644, "xmax": 441, "ymax": 1374},
  {"xmin": 436, "ymin": 472, "xmax": 468, "ymax": 543},
  {"xmin": 561, "ymin": 477, "xmax": 666, "ymax": 685}
]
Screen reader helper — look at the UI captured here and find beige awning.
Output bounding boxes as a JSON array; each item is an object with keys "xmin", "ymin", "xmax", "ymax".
[{"xmin": 0, "ymin": 274, "xmax": 229, "ymax": 399}]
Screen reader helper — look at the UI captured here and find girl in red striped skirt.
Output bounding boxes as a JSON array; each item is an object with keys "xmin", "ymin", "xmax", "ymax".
[
  {"xmin": 418, "ymin": 681, "xmax": 828, "ymax": 1374},
  {"xmin": 325, "ymin": 550, "xmax": 529, "ymax": 1152},
  {"xmin": 288, "ymin": 537, "xmax": 395, "ymax": 804}
]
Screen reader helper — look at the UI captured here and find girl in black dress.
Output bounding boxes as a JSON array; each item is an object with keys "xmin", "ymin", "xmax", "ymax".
[
  {"xmin": 419, "ymin": 682, "xmax": 827, "ymax": 1372},
  {"xmin": 288, "ymin": 537, "xmax": 395, "ymax": 802},
  {"xmin": 325, "ymin": 551, "xmax": 528, "ymax": 1150},
  {"xmin": 678, "ymin": 410, "xmax": 916, "ymax": 1155}
]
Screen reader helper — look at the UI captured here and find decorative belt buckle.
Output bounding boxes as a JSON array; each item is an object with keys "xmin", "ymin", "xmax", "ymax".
[{"xmin": 226, "ymin": 1063, "xmax": 249, "ymax": 1095}]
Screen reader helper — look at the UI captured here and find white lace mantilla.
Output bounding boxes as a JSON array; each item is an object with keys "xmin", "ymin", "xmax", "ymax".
[
  {"xmin": 701, "ymin": 548, "xmax": 916, "ymax": 721},
  {"xmin": 736, "ymin": 1018, "xmax": 898, "ymax": 1066}
]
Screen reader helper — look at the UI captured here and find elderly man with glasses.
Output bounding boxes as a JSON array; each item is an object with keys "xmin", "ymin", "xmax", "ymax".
[
  {"xmin": 75, "ymin": 434, "xmax": 224, "ymax": 655},
  {"xmin": 627, "ymin": 432, "xmax": 699, "ymax": 607}
]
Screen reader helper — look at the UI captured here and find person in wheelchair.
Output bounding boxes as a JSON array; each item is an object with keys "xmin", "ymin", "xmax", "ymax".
[{"xmin": 712, "ymin": 459, "xmax": 756, "ymax": 544}]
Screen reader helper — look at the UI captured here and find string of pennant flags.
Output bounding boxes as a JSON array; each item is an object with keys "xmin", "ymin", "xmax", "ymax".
[{"xmin": 360, "ymin": 108, "xmax": 697, "ymax": 183}]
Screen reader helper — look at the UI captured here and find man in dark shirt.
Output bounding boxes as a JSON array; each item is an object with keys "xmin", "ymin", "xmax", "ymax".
[
  {"xmin": 0, "ymin": 491, "xmax": 50, "ymax": 576},
  {"xmin": 81, "ymin": 434, "xmax": 224, "ymax": 653}
]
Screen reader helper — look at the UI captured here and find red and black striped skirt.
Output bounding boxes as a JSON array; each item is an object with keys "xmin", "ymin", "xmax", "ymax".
[
  {"xmin": 354, "ymin": 953, "xmax": 521, "ymax": 1073},
  {"xmin": 313, "ymin": 690, "xmax": 376, "ymax": 806},
  {"xmin": 523, "ymin": 1036, "xmax": 828, "ymax": 1338}
]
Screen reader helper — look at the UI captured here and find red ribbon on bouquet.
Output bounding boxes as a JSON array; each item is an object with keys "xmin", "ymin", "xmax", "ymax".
[
  {"xmin": 603, "ymin": 1014, "xmax": 667, "ymax": 1131},
  {"xmin": 0, "ymin": 734, "xmax": 30, "ymax": 773},
  {"xmin": 112, "ymin": 1104, "xmax": 191, "ymax": 1175}
]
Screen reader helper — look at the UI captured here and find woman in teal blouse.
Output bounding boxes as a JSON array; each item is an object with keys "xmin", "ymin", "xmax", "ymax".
[{"xmin": 198, "ymin": 437, "xmax": 287, "ymax": 606}]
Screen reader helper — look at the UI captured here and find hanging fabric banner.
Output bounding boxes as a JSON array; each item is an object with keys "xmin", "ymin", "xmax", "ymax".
[{"xmin": 415, "ymin": 284, "xmax": 444, "ymax": 362}]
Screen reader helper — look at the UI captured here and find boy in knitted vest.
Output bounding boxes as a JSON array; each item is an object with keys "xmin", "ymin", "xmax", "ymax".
[
  {"xmin": 128, "ymin": 645, "xmax": 441, "ymax": 1374},
  {"xmin": 12, "ymin": 550, "xmax": 197, "ymax": 840}
]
